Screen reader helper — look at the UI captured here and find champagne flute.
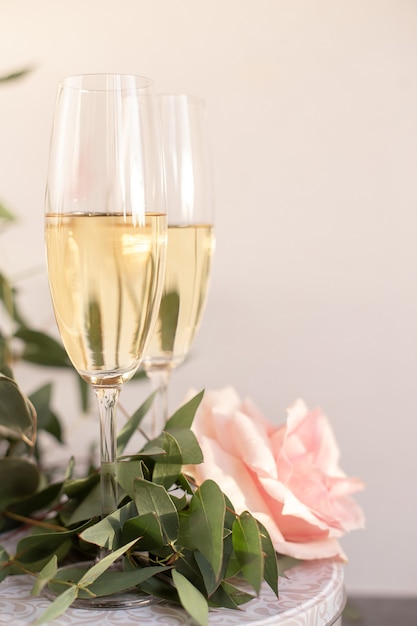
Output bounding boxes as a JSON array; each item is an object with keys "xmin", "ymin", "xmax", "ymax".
[
  {"xmin": 142, "ymin": 94, "xmax": 215, "ymax": 437},
  {"xmin": 44, "ymin": 74, "xmax": 167, "ymax": 607}
]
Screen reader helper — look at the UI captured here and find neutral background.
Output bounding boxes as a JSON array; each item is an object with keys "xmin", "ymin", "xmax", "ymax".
[{"xmin": 1, "ymin": 0, "xmax": 416, "ymax": 597}]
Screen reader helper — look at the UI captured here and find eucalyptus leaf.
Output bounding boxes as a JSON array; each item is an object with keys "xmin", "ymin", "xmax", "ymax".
[
  {"xmin": 0, "ymin": 202, "xmax": 15, "ymax": 222},
  {"xmin": 164, "ymin": 426, "xmax": 203, "ymax": 465},
  {"xmin": 194, "ymin": 550, "xmax": 219, "ymax": 596},
  {"xmin": 189, "ymin": 480, "xmax": 225, "ymax": 583},
  {"xmin": 0, "ymin": 374, "xmax": 35, "ymax": 442},
  {"xmin": 165, "ymin": 389, "xmax": 204, "ymax": 430},
  {"xmin": 77, "ymin": 539, "xmax": 138, "ymax": 586},
  {"xmin": 14, "ymin": 327, "xmax": 71, "ymax": 368},
  {"xmin": 172, "ymin": 569, "xmax": 209, "ymax": 626},
  {"xmin": 232, "ymin": 511, "xmax": 263, "ymax": 594},
  {"xmin": 277, "ymin": 553, "xmax": 303, "ymax": 577},
  {"xmin": 29, "ymin": 383, "xmax": 63, "ymax": 443},
  {"xmin": 149, "ymin": 431, "xmax": 182, "ymax": 489},
  {"xmin": 122, "ymin": 511, "xmax": 164, "ymax": 550},
  {"xmin": 31, "ymin": 555, "xmax": 58, "ymax": 596},
  {"xmin": 0, "ymin": 272, "xmax": 16, "ymax": 318},
  {"xmin": 80, "ymin": 500, "xmax": 137, "ymax": 550},
  {"xmin": 16, "ymin": 531, "xmax": 73, "ymax": 571},
  {"xmin": 34, "ymin": 584, "xmax": 79, "ymax": 625},
  {"xmin": 257, "ymin": 519, "xmax": 279, "ymax": 595},
  {"xmin": 134, "ymin": 478, "xmax": 179, "ymax": 545},
  {"xmin": 0, "ymin": 67, "xmax": 33, "ymax": 82},
  {"xmin": 63, "ymin": 472, "xmax": 100, "ymax": 499},
  {"xmin": 116, "ymin": 391, "xmax": 157, "ymax": 455},
  {"xmin": 209, "ymin": 579, "xmax": 255, "ymax": 608},
  {"xmin": 0, "ymin": 458, "xmax": 40, "ymax": 509},
  {"xmin": 5, "ymin": 480, "xmax": 63, "ymax": 527},
  {"xmin": 79, "ymin": 564, "xmax": 170, "ymax": 598},
  {"xmin": 116, "ymin": 459, "xmax": 145, "ymax": 500},
  {"xmin": 60, "ymin": 481, "xmax": 101, "ymax": 526}
]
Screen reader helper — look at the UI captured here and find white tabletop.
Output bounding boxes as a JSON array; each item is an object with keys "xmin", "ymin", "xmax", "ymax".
[{"xmin": 0, "ymin": 531, "xmax": 345, "ymax": 626}]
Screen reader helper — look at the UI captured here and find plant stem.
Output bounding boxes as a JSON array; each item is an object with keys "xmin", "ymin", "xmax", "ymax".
[
  {"xmin": 94, "ymin": 386, "xmax": 120, "ymax": 518},
  {"xmin": 147, "ymin": 368, "xmax": 171, "ymax": 438}
]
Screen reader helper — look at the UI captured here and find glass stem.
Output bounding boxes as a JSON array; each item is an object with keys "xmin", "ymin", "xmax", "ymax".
[
  {"xmin": 148, "ymin": 369, "xmax": 171, "ymax": 438},
  {"xmin": 94, "ymin": 386, "xmax": 121, "ymax": 518}
]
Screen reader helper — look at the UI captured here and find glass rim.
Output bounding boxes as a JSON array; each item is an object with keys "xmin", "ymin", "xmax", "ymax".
[{"xmin": 58, "ymin": 73, "xmax": 154, "ymax": 93}]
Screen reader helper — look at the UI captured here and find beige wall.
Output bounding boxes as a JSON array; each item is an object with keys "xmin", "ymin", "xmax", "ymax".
[{"xmin": 1, "ymin": 0, "xmax": 416, "ymax": 595}]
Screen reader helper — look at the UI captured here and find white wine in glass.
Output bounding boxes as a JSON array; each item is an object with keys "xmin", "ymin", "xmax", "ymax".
[
  {"xmin": 142, "ymin": 95, "xmax": 215, "ymax": 436},
  {"xmin": 44, "ymin": 74, "xmax": 167, "ymax": 608}
]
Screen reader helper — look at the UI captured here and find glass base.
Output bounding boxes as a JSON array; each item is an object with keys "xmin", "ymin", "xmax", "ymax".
[{"xmin": 43, "ymin": 560, "xmax": 163, "ymax": 610}]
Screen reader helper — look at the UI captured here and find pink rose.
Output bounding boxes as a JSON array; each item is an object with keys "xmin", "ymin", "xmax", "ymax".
[{"xmin": 183, "ymin": 387, "xmax": 365, "ymax": 561}]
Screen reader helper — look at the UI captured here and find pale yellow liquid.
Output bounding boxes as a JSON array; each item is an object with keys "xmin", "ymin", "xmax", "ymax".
[
  {"xmin": 45, "ymin": 212, "xmax": 167, "ymax": 386},
  {"xmin": 142, "ymin": 224, "xmax": 215, "ymax": 371}
]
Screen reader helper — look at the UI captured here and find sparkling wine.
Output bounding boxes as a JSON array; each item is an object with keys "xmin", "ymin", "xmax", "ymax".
[
  {"xmin": 45, "ymin": 212, "xmax": 167, "ymax": 386},
  {"xmin": 142, "ymin": 224, "xmax": 215, "ymax": 371}
]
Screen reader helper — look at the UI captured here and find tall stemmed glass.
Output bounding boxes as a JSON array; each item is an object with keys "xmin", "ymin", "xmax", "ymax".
[
  {"xmin": 142, "ymin": 95, "xmax": 215, "ymax": 437},
  {"xmin": 44, "ymin": 74, "xmax": 167, "ymax": 592}
]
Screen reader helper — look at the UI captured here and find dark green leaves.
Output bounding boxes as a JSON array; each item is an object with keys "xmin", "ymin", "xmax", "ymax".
[
  {"xmin": 232, "ymin": 511, "xmax": 263, "ymax": 594},
  {"xmin": 0, "ymin": 373, "xmax": 35, "ymax": 445},
  {"xmin": 172, "ymin": 569, "xmax": 209, "ymax": 626},
  {"xmin": 0, "ymin": 458, "xmax": 40, "ymax": 510},
  {"xmin": 134, "ymin": 478, "xmax": 179, "ymax": 544},
  {"xmin": 15, "ymin": 327, "xmax": 71, "ymax": 368},
  {"xmin": 189, "ymin": 480, "xmax": 225, "ymax": 584},
  {"xmin": 0, "ymin": 67, "xmax": 33, "ymax": 83},
  {"xmin": 0, "ymin": 389, "xmax": 280, "ymax": 626}
]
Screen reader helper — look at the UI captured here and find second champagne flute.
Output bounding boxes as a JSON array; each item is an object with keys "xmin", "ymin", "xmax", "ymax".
[{"xmin": 142, "ymin": 94, "xmax": 215, "ymax": 436}]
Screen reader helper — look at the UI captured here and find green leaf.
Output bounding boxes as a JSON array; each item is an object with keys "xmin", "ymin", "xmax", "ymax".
[
  {"xmin": 149, "ymin": 431, "xmax": 182, "ymax": 489},
  {"xmin": 0, "ymin": 202, "xmax": 15, "ymax": 222},
  {"xmin": 232, "ymin": 511, "xmax": 263, "ymax": 594},
  {"xmin": 14, "ymin": 327, "xmax": 71, "ymax": 368},
  {"xmin": 31, "ymin": 555, "xmax": 58, "ymax": 596},
  {"xmin": 164, "ymin": 426, "xmax": 204, "ymax": 465},
  {"xmin": 0, "ymin": 67, "xmax": 33, "ymax": 83},
  {"xmin": 0, "ymin": 374, "xmax": 35, "ymax": 443},
  {"xmin": 122, "ymin": 511, "xmax": 164, "ymax": 550},
  {"xmin": 194, "ymin": 551, "xmax": 219, "ymax": 596},
  {"xmin": 209, "ymin": 580, "xmax": 255, "ymax": 608},
  {"xmin": 189, "ymin": 480, "xmax": 225, "ymax": 583},
  {"xmin": 116, "ymin": 391, "xmax": 157, "ymax": 455},
  {"xmin": 159, "ymin": 290, "xmax": 180, "ymax": 352},
  {"xmin": 165, "ymin": 389, "xmax": 204, "ymax": 430},
  {"xmin": 16, "ymin": 531, "xmax": 73, "ymax": 572},
  {"xmin": 29, "ymin": 384, "xmax": 63, "ymax": 443},
  {"xmin": 0, "ymin": 458, "xmax": 40, "ymax": 509},
  {"xmin": 0, "ymin": 272, "xmax": 16, "ymax": 319},
  {"xmin": 172, "ymin": 569, "xmax": 209, "ymax": 626},
  {"xmin": 134, "ymin": 478, "xmax": 179, "ymax": 544},
  {"xmin": 63, "ymin": 472, "xmax": 100, "ymax": 499},
  {"xmin": 60, "ymin": 481, "xmax": 101, "ymax": 526},
  {"xmin": 80, "ymin": 564, "xmax": 169, "ymax": 598},
  {"xmin": 77, "ymin": 539, "xmax": 138, "ymax": 586},
  {"xmin": 0, "ymin": 482, "xmax": 63, "ymax": 534},
  {"xmin": 277, "ymin": 553, "xmax": 303, "ymax": 577},
  {"xmin": 34, "ymin": 585, "xmax": 78, "ymax": 625},
  {"xmin": 79, "ymin": 501, "xmax": 137, "ymax": 550},
  {"xmin": 117, "ymin": 459, "xmax": 144, "ymax": 500},
  {"xmin": 257, "ymin": 519, "xmax": 279, "ymax": 596}
]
